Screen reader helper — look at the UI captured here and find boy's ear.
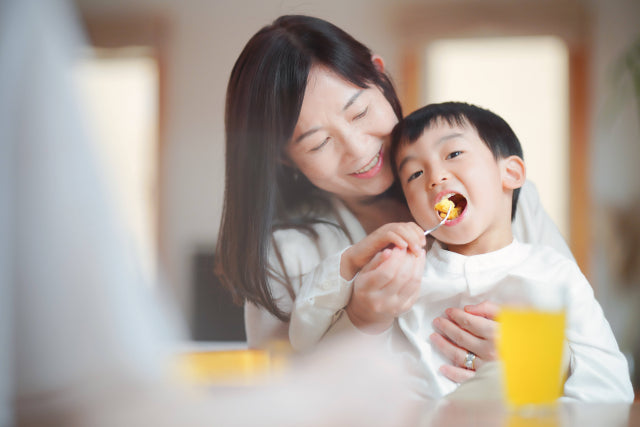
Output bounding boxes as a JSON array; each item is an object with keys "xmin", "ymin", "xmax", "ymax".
[
  {"xmin": 501, "ymin": 155, "xmax": 526, "ymax": 190},
  {"xmin": 371, "ymin": 54, "xmax": 385, "ymax": 73}
]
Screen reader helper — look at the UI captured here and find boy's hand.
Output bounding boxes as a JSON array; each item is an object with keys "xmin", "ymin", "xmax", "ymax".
[
  {"xmin": 340, "ymin": 222, "xmax": 426, "ymax": 281},
  {"xmin": 346, "ymin": 246, "xmax": 426, "ymax": 334}
]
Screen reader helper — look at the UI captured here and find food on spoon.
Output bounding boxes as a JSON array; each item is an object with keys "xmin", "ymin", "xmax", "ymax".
[{"xmin": 434, "ymin": 196, "xmax": 462, "ymax": 220}]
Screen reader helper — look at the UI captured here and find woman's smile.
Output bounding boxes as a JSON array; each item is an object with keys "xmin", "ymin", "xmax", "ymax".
[{"xmin": 351, "ymin": 146, "xmax": 383, "ymax": 178}]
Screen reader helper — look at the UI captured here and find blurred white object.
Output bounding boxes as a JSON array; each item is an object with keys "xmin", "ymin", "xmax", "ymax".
[
  {"xmin": 0, "ymin": 1, "xmax": 418, "ymax": 425},
  {"xmin": 0, "ymin": 0, "xmax": 176, "ymax": 422}
]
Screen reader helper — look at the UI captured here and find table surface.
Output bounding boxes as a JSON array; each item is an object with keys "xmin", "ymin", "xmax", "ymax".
[
  {"xmin": 418, "ymin": 400, "xmax": 640, "ymax": 427},
  {"xmin": 176, "ymin": 345, "xmax": 638, "ymax": 426}
]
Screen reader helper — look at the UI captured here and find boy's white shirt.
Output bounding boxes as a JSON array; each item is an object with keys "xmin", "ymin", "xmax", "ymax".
[
  {"xmin": 246, "ymin": 180, "xmax": 633, "ymax": 402},
  {"xmin": 398, "ymin": 239, "xmax": 633, "ymax": 402},
  {"xmin": 245, "ymin": 180, "xmax": 573, "ymax": 349}
]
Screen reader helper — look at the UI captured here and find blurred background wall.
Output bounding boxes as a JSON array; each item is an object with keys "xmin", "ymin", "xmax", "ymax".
[{"xmin": 72, "ymin": 0, "xmax": 640, "ymax": 390}]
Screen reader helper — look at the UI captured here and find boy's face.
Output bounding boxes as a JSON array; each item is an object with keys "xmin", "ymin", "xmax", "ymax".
[{"xmin": 395, "ymin": 120, "xmax": 523, "ymax": 255}]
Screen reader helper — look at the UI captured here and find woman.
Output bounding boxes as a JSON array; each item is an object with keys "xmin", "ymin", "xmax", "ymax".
[{"xmin": 215, "ymin": 15, "xmax": 572, "ymax": 385}]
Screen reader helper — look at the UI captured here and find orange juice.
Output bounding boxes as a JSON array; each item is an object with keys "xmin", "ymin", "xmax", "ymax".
[{"xmin": 497, "ymin": 308, "xmax": 566, "ymax": 407}]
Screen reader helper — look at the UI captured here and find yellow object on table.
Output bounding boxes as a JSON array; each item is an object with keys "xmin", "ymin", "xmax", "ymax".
[{"xmin": 174, "ymin": 341, "xmax": 291, "ymax": 387}]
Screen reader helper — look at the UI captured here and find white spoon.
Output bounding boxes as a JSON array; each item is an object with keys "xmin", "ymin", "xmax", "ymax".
[{"xmin": 424, "ymin": 204, "xmax": 452, "ymax": 236}]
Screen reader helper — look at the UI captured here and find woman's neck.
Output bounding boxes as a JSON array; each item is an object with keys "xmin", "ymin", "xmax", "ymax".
[{"xmin": 342, "ymin": 196, "xmax": 413, "ymax": 235}]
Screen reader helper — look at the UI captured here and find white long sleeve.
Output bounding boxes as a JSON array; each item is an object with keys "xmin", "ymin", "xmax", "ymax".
[
  {"xmin": 513, "ymin": 180, "xmax": 574, "ymax": 260},
  {"xmin": 562, "ymin": 261, "xmax": 634, "ymax": 402},
  {"xmin": 280, "ymin": 180, "xmax": 574, "ymax": 352},
  {"xmin": 245, "ymin": 204, "xmax": 367, "ymax": 350}
]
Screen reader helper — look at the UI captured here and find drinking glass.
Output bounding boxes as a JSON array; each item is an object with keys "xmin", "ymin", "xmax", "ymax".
[{"xmin": 495, "ymin": 279, "xmax": 568, "ymax": 411}]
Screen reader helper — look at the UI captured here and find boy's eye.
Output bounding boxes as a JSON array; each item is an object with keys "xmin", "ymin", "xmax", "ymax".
[
  {"xmin": 310, "ymin": 137, "xmax": 330, "ymax": 152},
  {"xmin": 353, "ymin": 107, "xmax": 368, "ymax": 120},
  {"xmin": 447, "ymin": 151, "xmax": 463, "ymax": 159},
  {"xmin": 407, "ymin": 170, "xmax": 423, "ymax": 183}
]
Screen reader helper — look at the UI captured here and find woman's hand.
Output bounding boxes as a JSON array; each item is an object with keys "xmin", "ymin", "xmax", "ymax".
[
  {"xmin": 341, "ymin": 222, "xmax": 425, "ymax": 281},
  {"xmin": 346, "ymin": 246, "xmax": 425, "ymax": 334},
  {"xmin": 430, "ymin": 301, "xmax": 500, "ymax": 383}
]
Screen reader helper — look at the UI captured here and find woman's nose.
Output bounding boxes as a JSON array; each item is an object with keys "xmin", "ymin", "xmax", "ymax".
[{"xmin": 340, "ymin": 130, "xmax": 367, "ymax": 158}]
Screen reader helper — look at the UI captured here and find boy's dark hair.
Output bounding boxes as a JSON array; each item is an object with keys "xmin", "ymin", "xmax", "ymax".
[{"xmin": 390, "ymin": 101, "xmax": 524, "ymax": 220}]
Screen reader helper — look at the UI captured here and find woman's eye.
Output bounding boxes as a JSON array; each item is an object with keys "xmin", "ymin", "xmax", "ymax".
[
  {"xmin": 310, "ymin": 137, "xmax": 330, "ymax": 152},
  {"xmin": 447, "ymin": 151, "xmax": 463, "ymax": 159},
  {"xmin": 353, "ymin": 107, "xmax": 368, "ymax": 120},
  {"xmin": 407, "ymin": 170, "xmax": 423, "ymax": 183}
]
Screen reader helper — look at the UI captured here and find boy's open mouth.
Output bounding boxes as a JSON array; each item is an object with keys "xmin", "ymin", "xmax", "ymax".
[{"xmin": 434, "ymin": 193, "xmax": 467, "ymax": 220}]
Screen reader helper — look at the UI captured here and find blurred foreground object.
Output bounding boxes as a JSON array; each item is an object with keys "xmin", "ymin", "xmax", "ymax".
[
  {"xmin": 0, "ymin": 1, "xmax": 418, "ymax": 425},
  {"xmin": 419, "ymin": 399, "xmax": 632, "ymax": 427}
]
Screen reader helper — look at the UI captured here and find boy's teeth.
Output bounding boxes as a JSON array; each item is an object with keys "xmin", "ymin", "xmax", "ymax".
[{"xmin": 355, "ymin": 153, "xmax": 379, "ymax": 174}]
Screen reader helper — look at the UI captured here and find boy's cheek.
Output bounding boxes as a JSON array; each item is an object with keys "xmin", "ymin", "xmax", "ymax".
[{"xmin": 405, "ymin": 194, "xmax": 429, "ymax": 227}]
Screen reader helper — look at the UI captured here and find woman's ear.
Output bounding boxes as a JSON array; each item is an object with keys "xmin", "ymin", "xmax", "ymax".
[
  {"xmin": 280, "ymin": 155, "xmax": 294, "ymax": 168},
  {"xmin": 501, "ymin": 155, "xmax": 526, "ymax": 190},
  {"xmin": 371, "ymin": 54, "xmax": 385, "ymax": 73},
  {"xmin": 278, "ymin": 146, "xmax": 295, "ymax": 167}
]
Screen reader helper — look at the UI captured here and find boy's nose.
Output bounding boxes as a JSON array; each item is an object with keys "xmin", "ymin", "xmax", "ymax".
[{"xmin": 429, "ymin": 169, "xmax": 448, "ymax": 188}]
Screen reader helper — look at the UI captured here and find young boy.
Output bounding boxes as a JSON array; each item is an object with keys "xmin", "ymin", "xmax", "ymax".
[{"xmin": 389, "ymin": 101, "xmax": 633, "ymax": 400}]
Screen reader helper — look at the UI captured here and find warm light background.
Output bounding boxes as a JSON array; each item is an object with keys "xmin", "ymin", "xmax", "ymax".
[
  {"xmin": 74, "ymin": 0, "xmax": 640, "ymax": 391},
  {"xmin": 424, "ymin": 36, "xmax": 570, "ymax": 238}
]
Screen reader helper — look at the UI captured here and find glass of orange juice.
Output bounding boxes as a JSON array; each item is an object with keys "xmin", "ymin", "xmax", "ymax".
[{"xmin": 495, "ymin": 280, "xmax": 567, "ymax": 411}]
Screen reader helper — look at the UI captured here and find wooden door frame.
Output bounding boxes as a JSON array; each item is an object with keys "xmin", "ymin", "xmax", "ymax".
[{"xmin": 79, "ymin": 12, "xmax": 170, "ymax": 280}]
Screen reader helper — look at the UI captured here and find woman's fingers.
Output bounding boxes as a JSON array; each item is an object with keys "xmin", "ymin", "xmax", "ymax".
[
  {"xmin": 347, "ymin": 248, "xmax": 419, "ymax": 333},
  {"xmin": 432, "ymin": 315, "xmax": 497, "ymax": 363},
  {"xmin": 357, "ymin": 248, "xmax": 404, "ymax": 291},
  {"xmin": 430, "ymin": 332, "xmax": 483, "ymax": 371},
  {"xmin": 402, "ymin": 222, "xmax": 427, "ymax": 252},
  {"xmin": 433, "ymin": 315, "xmax": 482, "ymax": 350},
  {"xmin": 396, "ymin": 249, "xmax": 425, "ymax": 300},
  {"xmin": 430, "ymin": 332, "xmax": 484, "ymax": 373},
  {"xmin": 444, "ymin": 307, "xmax": 498, "ymax": 348},
  {"xmin": 464, "ymin": 300, "xmax": 500, "ymax": 320},
  {"xmin": 430, "ymin": 300, "xmax": 504, "ymax": 385},
  {"xmin": 439, "ymin": 364, "xmax": 476, "ymax": 384},
  {"xmin": 355, "ymin": 248, "xmax": 422, "ymax": 315},
  {"xmin": 359, "ymin": 248, "xmax": 392, "ymax": 275},
  {"xmin": 375, "ymin": 222, "xmax": 426, "ymax": 254}
]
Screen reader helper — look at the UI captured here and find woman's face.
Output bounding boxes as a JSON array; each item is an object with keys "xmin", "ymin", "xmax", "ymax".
[{"xmin": 286, "ymin": 66, "xmax": 398, "ymax": 203}]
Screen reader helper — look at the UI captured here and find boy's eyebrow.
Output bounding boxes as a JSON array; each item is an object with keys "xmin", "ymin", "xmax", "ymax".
[
  {"xmin": 396, "ymin": 131, "xmax": 464, "ymax": 172},
  {"xmin": 438, "ymin": 132, "xmax": 464, "ymax": 143}
]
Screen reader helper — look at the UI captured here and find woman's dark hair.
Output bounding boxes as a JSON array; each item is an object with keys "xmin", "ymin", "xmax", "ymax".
[
  {"xmin": 390, "ymin": 101, "xmax": 523, "ymax": 220},
  {"xmin": 215, "ymin": 15, "xmax": 402, "ymax": 320}
]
